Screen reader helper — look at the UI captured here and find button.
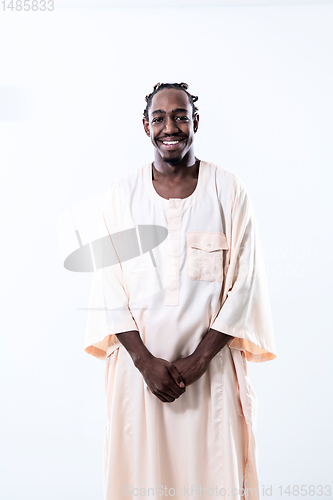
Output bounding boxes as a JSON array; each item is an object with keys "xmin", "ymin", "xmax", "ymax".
[
  {"xmin": 173, "ymin": 202, "xmax": 178, "ymax": 209},
  {"xmin": 207, "ymin": 243, "xmax": 211, "ymax": 248},
  {"xmin": 172, "ymin": 233, "xmax": 177, "ymax": 239}
]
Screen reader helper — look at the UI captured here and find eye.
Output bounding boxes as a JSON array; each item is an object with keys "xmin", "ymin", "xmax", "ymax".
[
  {"xmin": 176, "ymin": 116, "xmax": 189, "ymax": 121},
  {"xmin": 152, "ymin": 117, "xmax": 163, "ymax": 124}
]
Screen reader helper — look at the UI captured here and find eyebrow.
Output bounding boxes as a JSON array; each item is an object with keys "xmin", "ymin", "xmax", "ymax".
[{"xmin": 151, "ymin": 108, "xmax": 189, "ymax": 115}]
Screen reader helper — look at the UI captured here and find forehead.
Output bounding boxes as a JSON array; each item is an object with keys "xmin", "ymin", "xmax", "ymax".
[{"xmin": 150, "ymin": 88, "xmax": 191, "ymax": 114}]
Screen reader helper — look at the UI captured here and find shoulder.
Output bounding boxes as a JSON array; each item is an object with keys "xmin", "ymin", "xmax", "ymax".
[
  {"xmin": 101, "ymin": 164, "xmax": 148, "ymax": 217},
  {"xmin": 203, "ymin": 160, "xmax": 249, "ymax": 204},
  {"xmin": 102, "ymin": 165, "xmax": 148, "ymax": 227},
  {"xmin": 103, "ymin": 164, "xmax": 149, "ymax": 207},
  {"xmin": 106, "ymin": 164, "xmax": 147, "ymax": 192}
]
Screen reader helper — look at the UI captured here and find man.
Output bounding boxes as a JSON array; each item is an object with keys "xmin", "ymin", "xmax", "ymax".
[{"xmin": 85, "ymin": 82, "xmax": 276, "ymax": 500}]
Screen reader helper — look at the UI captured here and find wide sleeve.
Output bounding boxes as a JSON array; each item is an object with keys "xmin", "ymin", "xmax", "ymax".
[
  {"xmin": 211, "ymin": 178, "xmax": 277, "ymax": 362},
  {"xmin": 84, "ymin": 181, "xmax": 139, "ymax": 360}
]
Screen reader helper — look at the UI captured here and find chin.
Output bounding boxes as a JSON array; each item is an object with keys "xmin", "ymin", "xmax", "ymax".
[{"xmin": 162, "ymin": 155, "xmax": 183, "ymax": 166}]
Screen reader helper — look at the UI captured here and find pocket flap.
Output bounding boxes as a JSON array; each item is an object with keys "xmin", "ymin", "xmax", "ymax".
[{"xmin": 186, "ymin": 231, "xmax": 229, "ymax": 252}]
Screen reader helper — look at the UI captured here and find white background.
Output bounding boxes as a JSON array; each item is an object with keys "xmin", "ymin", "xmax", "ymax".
[{"xmin": 0, "ymin": 2, "xmax": 332, "ymax": 499}]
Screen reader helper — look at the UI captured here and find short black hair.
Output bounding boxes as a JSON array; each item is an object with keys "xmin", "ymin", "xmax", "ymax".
[{"xmin": 143, "ymin": 82, "xmax": 199, "ymax": 121}]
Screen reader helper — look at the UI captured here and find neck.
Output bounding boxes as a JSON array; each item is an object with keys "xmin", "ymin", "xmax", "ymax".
[{"xmin": 153, "ymin": 150, "xmax": 198, "ymax": 178}]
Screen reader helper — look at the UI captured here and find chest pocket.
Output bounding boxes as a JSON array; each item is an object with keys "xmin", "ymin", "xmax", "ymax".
[{"xmin": 186, "ymin": 231, "xmax": 229, "ymax": 282}]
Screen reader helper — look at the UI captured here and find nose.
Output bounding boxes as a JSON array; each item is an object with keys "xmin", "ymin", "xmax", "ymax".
[{"xmin": 164, "ymin": 115, "xmax": 179, "ymax": 134}]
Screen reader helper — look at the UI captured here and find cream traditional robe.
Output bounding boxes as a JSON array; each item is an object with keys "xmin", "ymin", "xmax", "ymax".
[{"xmin": 84, "ymin": 160, "xmax": 276, "ymax": 500}]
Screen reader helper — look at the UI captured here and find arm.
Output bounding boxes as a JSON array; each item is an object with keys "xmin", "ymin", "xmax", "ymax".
[
  {"xmin": 210, "ymin": 179, "xmax": 276, "ymax": 362},
  {"xmin": 116, "ymin": 330, "xmax": 186, "ymax": 403},
  {"xmin": 85, "ymin": 182, "xmax": 140, "ymax": 359},
  {"xmin": 173, "ymin": 329, "xmax": 233, "ymax": 387}
]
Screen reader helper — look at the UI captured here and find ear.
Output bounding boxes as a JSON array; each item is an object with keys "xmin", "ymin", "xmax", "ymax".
[
  {"xmin": 142, "ymin": 117, "xmax": 150, "ymax": 137},
  {"xmin": 193, "ymin": 113, "xmax": 199, "ymax": 134}
]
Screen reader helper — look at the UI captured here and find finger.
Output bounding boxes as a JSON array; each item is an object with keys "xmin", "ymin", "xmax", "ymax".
[
  {"xmin": 153, "ymin": 382, "xmax": 180, "ymax": 401},
  {"xmin": 160, "ymin": 379, "xmax": 186, "ymax": 399},
  {"xmin": 160, "ymin": 374, "xmax": 185, "ymax": 398},
  {"xmin": 161, "ymin": 386, "xmax": 183, "ymax": 400},
  {"xmin": 153, "ymin": 390, "xmax": 174, "ymax": 403},
  {"xmin": 168, "ymin": 363, "xmax": 186, "ymax": 389},
  {"xmin": 146, "ymin": 376, "xmax": 181, "ymax": 400}
]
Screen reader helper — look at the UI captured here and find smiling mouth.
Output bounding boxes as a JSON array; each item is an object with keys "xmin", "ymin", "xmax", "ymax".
[{"xmin": 159, "ymin": 138, "xmax": 185, "ymax": 147}]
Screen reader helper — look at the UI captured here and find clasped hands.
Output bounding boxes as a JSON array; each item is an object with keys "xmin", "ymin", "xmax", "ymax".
[
  {"xmin": 116, "ymin": 328, "xmax": 233, "ymax": 404},
  {"xmin": 135, "ymin": 352, "xmax": 208, "ymax": 404}
]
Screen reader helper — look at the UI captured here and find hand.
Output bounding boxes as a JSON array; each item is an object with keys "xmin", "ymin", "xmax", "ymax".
[
  {"xmin": 137, "ymin": 354, "xmax": 186, "ymax": 403},
  {"xmin": 173, "ymin": 329, "xmax": 233, "ymax": 386},
  {"xmin": 173, "ymin": 353, "xmax": 208, "ymax": 387}
]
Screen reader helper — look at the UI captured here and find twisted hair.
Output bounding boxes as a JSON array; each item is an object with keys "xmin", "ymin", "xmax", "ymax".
[{"xmin": 143, "ymin": 82, "xmax": 199, "ymax": 120}]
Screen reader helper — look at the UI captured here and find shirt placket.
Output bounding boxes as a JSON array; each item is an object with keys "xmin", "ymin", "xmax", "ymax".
[{"xmin": 165, "ymin": 198, "xmax": 182, "ymax": 306}]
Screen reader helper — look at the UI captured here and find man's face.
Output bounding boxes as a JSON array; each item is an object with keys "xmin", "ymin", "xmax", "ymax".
[{"xmin": 143, "ymin": 88, "xmax": 199, "ymax": 165}]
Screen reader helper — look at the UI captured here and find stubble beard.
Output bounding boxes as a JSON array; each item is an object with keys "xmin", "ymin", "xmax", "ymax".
[
  {"xmin": 156, "ymin": 135, "xmax": 189, "ymax": 166},
  {"xmin": 161, "ymin": 155, "xmax": 183, "ymax": 166}
]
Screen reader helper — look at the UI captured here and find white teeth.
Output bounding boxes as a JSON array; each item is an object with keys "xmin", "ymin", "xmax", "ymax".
[{"xmin": 163, "ymin": 140, "xmax": 180, "ymax": 144}]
